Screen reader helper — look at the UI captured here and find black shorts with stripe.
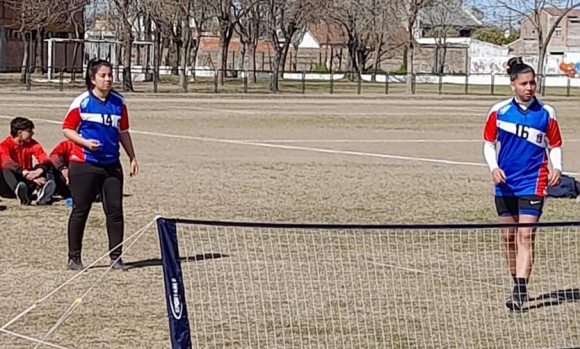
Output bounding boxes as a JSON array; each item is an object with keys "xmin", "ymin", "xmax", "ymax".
[{"xmin": 495, "ymin": 196, "xmax": 545, "ymax": 218}]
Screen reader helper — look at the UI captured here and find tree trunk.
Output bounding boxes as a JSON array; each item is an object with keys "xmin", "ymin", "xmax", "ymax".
[
  {"xmin": 372, "ymin": 50, "xmax": 381, "ymax": 83},
  {"xmin": 406, "ymin": 40, "xmax": 414, "ymax": 94},
  {"xmin": 270, "ymin": 47, "xmax": 283, "ymax": 92},
  {"xmin": 71, "ymin": 41, "xmax": 81, "ymax": 81},
  {"xmin": 179, "ymin": 25, "xmax": 192, "ymax": 91},
  {"xmin": 144, "ymin": 17, "xmax": 152, "ymax": 73},
  {"xmin": 280, "ymin": 42, "xmax": 291, "ymax": 78},
  {"xmin": 237, "ymin": 41, "xmax": 246, "ymax": 71},
  {"xmin": 190, "ymin": 40, "xmax": 200, "ymax": 82},
  {"xmin": 537, "ymin": 43, "xmax": 547, "ymax": 94},
  {"xmin": 20, "ymin": 33, "xmax": 30, "ymax": 84},
  {"xmin": 347, "ymin": 35, "xmax": 358, "ymax": 82},
  {"xmin": 121, "ymin": 27, "xmax": 134, "ymax": 92},
  {"xmin": 248, "ymin": 42, "xmax": 257, "ymax": 84},
  {"xmin": 217, "ymin": 25, "xmax": 233, "ymax": 86},
  {"xmin": 34, "ymin": 30, "xmax": 43, "ymax": 74}
]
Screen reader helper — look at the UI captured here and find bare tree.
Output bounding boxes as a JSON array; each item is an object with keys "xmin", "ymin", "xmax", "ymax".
[
  {"xmin": 207, "ymin": 0, "xmax": 236, "ymax": 86},
  {"xmin": 367, "ymin": 0, "xmax": 406, "ymax": 81},
  {"xmin": 326, "ymin": 0, "xmax": 371, "ymax": 80},
  {"xmin": 144, "ymin": 0, "xmax": 212, "ymax": 90},
  {"xmin": 266, "ymin": 0, "xmax": 316, "ymax": 92},
  {"xmin": 499, "ymin": 0, "xmax": 580, "ymax": 87},
  {"xmin": 422, "ymin": 0, "xmax": 462, "ymax": 74},
  {"xmin": 326, "ymin": 0, "xmax": 405, "ymax": 81},
  {"xmin": 234, "ymin": 0, "xmax": 266, "ymax": 84},
  {"xmin": 108, "ymin": 0, "xmax": 141, "ymax": 91},
  {"xmin": 401, "ymin": 0, "xmax": 435, "ymax": 93},
  {"xmin": 4, "ymin": 0, "xmax": 87, "ymax": 82}
]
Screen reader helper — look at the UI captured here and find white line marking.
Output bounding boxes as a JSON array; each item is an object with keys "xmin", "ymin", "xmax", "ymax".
[
  {"xmin": 239, "ymin": 139, "xmax": 482, "ymax": 143},
  {"xmin": 241, "ymin": 139, "xmax": 580, "ymax": 143},
  {"xmin": 1, "ymin": 115, "xmax": 577, "ymax": 175},
  {"xmin": 367, "ymin": 259, "xmax": 506, "ymax": 289},
  {"xmin": 132, "ymin": 130, "xmax": 489, "ymax": 167}
]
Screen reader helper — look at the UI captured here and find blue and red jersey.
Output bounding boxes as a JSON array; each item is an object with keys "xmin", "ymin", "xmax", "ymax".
[
  {"xmin": 62, "ymin": 90, "xmax": 129, "ymax": 166},
  {"xmin": 483, "ymin": 97, "xmax": 562, "ymax": 197}
]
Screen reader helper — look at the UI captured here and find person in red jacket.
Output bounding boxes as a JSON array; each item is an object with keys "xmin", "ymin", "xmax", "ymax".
[
  {"xmin": 49, "ymin": 139, "xmax": 74, "ymax": 200},
  {"xmin": 49, "ymin": 139, "xmax": 102, "ymax": 203},
  {"xmin": 0, "ymin": 117, "xmax": 55, "ymax": 205}
]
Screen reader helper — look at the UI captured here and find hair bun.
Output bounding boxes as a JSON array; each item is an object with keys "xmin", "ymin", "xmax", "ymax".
[{"xmin": 506, "ymin": 57, "xmax": 524, "ymax": 74}]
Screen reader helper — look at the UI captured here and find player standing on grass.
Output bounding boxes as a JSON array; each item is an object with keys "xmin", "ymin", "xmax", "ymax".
[
  {"xmin": 483, "ymin": 57, "xmax": 563, "ymax": 312},
  {"xmin": 62, "ymin": 58, "xmax": 139, "ymax": 271}
]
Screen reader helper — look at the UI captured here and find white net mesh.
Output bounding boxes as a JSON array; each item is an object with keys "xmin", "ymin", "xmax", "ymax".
[{"xmin": 173, "ymin": 221, "xmax": 580, "ymax": 349}]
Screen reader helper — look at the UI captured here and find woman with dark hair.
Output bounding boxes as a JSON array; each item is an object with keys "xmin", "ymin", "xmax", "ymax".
[
  {"xmin": 62, "ymin": 59, "xmax": 139, "ymax": 271},
  {"xmin": 483, "ymin": 57, "xmax": 563, "ymax": 312}
]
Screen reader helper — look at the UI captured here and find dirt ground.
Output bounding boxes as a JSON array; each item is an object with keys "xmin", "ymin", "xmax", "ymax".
[{"xmin": 0, "ymin": 92, "xmax": 578, "ymax": 349}]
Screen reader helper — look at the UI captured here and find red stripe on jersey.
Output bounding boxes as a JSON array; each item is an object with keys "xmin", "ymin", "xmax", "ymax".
[
  {"xmin": 483, "ymin": 111, "xmax": 497, "ymax": 142},
  {"xmin": 536, "ymin": 158, "xmax": 549, "ymax": 197},
  {"xmin": 63, "ymin": 106, "xmax": 82, "ymax": 130},
  {"xmin": 546, "ymin": 118, "xmax": 562, "ymax": 148},
  {"xmin": 69, "ymin": 144, "xmax": 87, "ymax": 163},
  {"xmin": 120, "ymin": 104, "xmax": 129, "ymax": 132}
]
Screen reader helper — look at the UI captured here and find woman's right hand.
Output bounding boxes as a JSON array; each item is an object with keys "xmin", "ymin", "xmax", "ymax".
[
  {"xmin": 83, "ymin": 139, "xmax": 100, "ymax": 151},
  {"xmin": 492, "ymin": 168, "xmax": 506, "ymax": 184}
]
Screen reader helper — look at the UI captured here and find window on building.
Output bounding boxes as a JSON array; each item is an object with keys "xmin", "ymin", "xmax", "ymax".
[{"xmin": 555, "ymin": 26, "xmax": 562, "ymax": 37}]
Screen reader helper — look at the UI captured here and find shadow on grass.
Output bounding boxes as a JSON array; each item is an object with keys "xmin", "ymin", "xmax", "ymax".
[
  {"xmin": 522, "ymin": 288, "xmax": 580, "ymax": 312},
  {"xmin": 87, "ymin": 253, "xmax": 228, "ymax": 270}
]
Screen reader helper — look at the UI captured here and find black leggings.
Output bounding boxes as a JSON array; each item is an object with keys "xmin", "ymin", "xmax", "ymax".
[
  {"xmin": 0, "ymin": 169, "xmax": 52, "ymax": 198},
  {"xmin": 67, "ymin": 162, "xmax": 124, "ymax": 261}
]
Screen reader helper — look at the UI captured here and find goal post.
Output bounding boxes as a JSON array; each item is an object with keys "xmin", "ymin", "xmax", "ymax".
[{"xmin": 155, "ymin": 217, "xmax": 580, "ymax": 349}]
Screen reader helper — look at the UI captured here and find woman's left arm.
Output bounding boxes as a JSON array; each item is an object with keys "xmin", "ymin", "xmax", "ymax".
[{"xmin": 120, "ymin": 132, "xmax": 139, "ymax": 177}]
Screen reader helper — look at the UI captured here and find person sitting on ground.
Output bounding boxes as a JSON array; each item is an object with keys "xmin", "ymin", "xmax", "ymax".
[
  {"xmin": 0, "ymin": 117, "xmax": 56, "ymax": 205},
  {"xmin": 49, "ymin": 139, "xmax": 101, "ymax": 203}
]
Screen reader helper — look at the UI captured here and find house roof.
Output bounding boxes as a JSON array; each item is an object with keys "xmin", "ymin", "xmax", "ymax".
[
  {"xmin": 419, "ymin": 2, "xmax": 483, "ymax": 28},
  {"xmin": 306, "ymin": 21, "xmax": 348, "ymax": 46},
  {"xmin": 199, "ymin": 37, "xmax": 273, "ymax": 53},
  {"xmin": 543, "ymin": 8, "xmax": 580, "ymax": 17}
]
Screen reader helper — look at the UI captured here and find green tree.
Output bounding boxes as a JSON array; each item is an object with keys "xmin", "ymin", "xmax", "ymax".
[{"xmin": 473, "ymin": 26, "xmax": 518, "ymax": 45}]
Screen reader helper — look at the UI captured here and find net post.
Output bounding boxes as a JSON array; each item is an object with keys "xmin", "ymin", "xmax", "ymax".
[{"xmin": 156, "ymin": 217, "xmax": 192, "ymax": 349}]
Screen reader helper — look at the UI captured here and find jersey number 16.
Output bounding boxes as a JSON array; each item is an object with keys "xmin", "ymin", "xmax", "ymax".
[
  {"xmin": 515, "ymin": 124, "xmax": 529, "ymax": 139},
  {"xmin": 516, "ymin": 124, "xmax": 543, "ymax": 144}
]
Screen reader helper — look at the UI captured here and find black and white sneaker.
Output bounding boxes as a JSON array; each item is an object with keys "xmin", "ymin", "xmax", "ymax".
[
  {"xmin": 15, "ymin": 182, "xmax": 30, "ymax": 205},
  {"xmin": 506, "ymin": 292, "xmax": 528, "ymax": 312},
  {"xmin": 67, "ymin": 258, "xmax": 84, "ymax": 271},
  {"xmin": 36, "ymin": 180, "xmax": 56, "ymax": 205}
]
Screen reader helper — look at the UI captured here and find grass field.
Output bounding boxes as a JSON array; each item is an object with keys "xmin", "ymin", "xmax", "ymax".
[{"xmin": 0, "ymin": 92, "xmax": 578, "ymax": 348}]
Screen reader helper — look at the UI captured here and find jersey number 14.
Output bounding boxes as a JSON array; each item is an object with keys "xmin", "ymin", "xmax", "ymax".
[{"xmin": 100, "ymin": 114, "xmax": 120, "ymax": 128}]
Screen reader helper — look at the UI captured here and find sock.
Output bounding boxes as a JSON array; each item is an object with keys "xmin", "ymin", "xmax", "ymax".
[{"xmin": 513, "ymin": 277, "xmax": 527, "ymax": 296}]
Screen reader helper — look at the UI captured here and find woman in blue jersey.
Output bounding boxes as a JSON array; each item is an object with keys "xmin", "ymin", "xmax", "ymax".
[
  {"xmin": 483, "ymin": 57, "xmax": 563, "ymax": 312},
  {"xmin": 62, "ymin": 59, "xmax": 139, "ymax": 271}
]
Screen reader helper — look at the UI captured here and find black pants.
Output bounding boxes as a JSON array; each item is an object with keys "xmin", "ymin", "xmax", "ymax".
[
  {"xmin": 67, "ymin": 161, "xmax": 124, "ymax": 261},
  {"xmin": 0, "ymin": 168, "xmax": 52, "ymax": 198},
  {"xmin": 52, "ymin": 169, "xmax": 71, "ymax": 199}
]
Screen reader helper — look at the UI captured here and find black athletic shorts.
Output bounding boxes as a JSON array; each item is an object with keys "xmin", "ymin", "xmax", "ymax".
[{"xmin": 495, "ymin": 196, "xmax": 544, "ymax": 217}]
